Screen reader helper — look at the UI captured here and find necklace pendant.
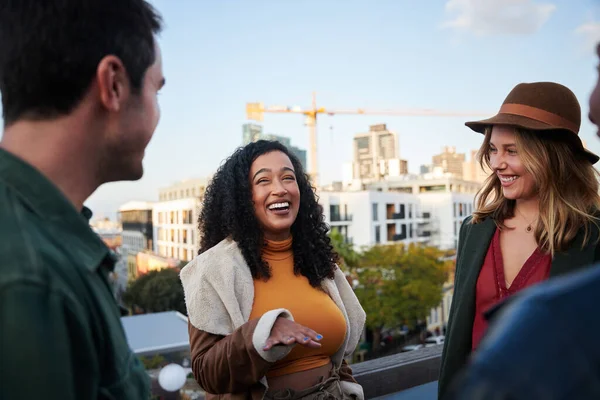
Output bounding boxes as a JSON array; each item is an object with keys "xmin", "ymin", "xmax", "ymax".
[{"xmin": 526, "ymin": 225, "xmax": 532, "ymax": 232}]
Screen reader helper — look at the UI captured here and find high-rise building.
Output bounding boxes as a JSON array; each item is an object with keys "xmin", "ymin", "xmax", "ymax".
[
  {"xmin": 242, "ymin": 123, "xmax": 263, "ymax": 145},
  {"xmin": 432, "ymin": 146, "xmax": 466, "ymax": 178},
  {"xmin": 350, "ymin": 124, "xmax": 408, "ymax": 182},
  {"xmin": 462, "ymin": 150, "xmax": 489, "ymax": 183},
  {"xmin": 241, "ymin": 124, "xmax": 308, "ymax": 171}
]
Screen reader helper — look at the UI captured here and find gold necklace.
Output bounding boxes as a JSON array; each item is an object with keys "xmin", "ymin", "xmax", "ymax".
[{"xmin": 515, "ymin": 207, "xmax": 537, "ymax": 233}]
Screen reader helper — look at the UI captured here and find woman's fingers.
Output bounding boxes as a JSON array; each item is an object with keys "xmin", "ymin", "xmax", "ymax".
[
  {"xmin": 302, "ymin": 327, "xmax": 323, "ymax": 342},
  {"xmin": 264, "ymin": 334, "xmax": 296, "ymax": 351},
  {"xmin": 264, "ymin": 319, "xmax": 324, "ymax": 351}
]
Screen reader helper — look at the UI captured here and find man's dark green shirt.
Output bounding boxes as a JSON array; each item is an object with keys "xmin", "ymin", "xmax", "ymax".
[{"xmin": 0, "ymin": 148, "xmax": 150, "ymax": 399}]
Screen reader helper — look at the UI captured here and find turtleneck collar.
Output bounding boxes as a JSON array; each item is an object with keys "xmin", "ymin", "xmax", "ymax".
[{"xmin": 262, "ymin": 236, "xmax": 293, "ymax": 261}]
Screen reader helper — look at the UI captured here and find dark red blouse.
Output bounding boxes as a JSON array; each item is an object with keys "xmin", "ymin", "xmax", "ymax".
[{"xmin": 472, "ymin": 228, "xmax": 551, "ymax": 350}]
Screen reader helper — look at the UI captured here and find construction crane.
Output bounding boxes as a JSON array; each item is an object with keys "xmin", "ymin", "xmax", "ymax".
[{"xmin": 246, "ymin": 92, "xmax": 489, "ymax": 186}]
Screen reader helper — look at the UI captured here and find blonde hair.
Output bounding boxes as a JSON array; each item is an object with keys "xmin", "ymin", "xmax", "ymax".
[{"xmin": 472, "ymin": 126, "xmax": 600, "ymax": 255}]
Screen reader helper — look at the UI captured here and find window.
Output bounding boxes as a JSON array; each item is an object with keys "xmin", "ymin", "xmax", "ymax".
[
  {"xmin": 399, "ymin": 204, "xmax": 405, "ymax": 219},
  {"xmin": 375, "ymin": 226, "xmax": 381, "ymax": 243},
  {"xmin": 386, "ymin": 204, "xmax": 395, "ymax": 219},
  {"xmin": 330, "ymin": 204, "xmax": 341, "ymax": 221},
  {"xmin": 399, "ymin": 224, "xmax": 407, "ymax": 240},
  {"xmin": 409, "ymin": 204, "xmax": 413, "ymax": 219},
  {"xmin": 186, "ymin": 189, "xmax": 190, "ymax": 197},
  {"xmin": 372, "ymin": 203, "xmax": 378, "ymax": 221},
  {"xmin": 170, "ymin": 211, "xmax": 175, "ymax": 224},
  {"xmin": 387, "ymin": 223, "xmax": 396, "ymax": 240},
  {"xmin": 182, "ymin": 210, "xmax": 189, "ymax": 225},
  {"xmin": 182, "ymin": 229, "xmax": 188, "ymax": 244},
  {"xmin": 409, "ymin": 223, "xmax": 413, "ymax": 238}
]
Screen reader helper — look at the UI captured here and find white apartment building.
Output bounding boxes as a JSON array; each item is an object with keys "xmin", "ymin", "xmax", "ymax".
[
  {"xmin": 152, "ymin": 198, "xmax": 202, "ymax": 263},
  {"xmin": 329, "ymin": 172, "xmax": 480, "ymax": 250},
  {"xmin": 419, "ymin": 192, "xmax": 475, "ymax": 250},
  {"xmin": 318, "ymin": 191, "xmax": 426, "ymax": 249}
]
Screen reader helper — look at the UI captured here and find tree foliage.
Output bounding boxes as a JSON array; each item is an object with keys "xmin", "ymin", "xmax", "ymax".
[
  {"xmin": 329, "ymin": 229, "xmax": 360, "ymax": 270},
  {"xmin": 356, "ymin": 243, "xmax": 449, "ymax": 330},
  {"xmin": 122, "ymin": 268, "xmax": 187, "ymax": 315},
  {"xmin": 329, "ymin": 232, "xmax": 450, "ymax": 351}
]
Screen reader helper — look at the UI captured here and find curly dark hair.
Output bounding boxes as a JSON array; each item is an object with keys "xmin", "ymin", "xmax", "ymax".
[{"xmin": 198, "ymin": 140, "xmax": 338, "ymax": 287}]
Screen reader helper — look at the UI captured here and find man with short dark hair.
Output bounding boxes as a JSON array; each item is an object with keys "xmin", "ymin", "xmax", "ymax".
[{"xmin": 0, "ymin": 1, "xmax": 165, "ymax": 398}]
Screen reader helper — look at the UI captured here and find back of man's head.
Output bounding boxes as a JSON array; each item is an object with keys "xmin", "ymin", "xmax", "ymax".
[{"xmin": 0, "ymin": 0, "xmax": 163, "ymax": 126}]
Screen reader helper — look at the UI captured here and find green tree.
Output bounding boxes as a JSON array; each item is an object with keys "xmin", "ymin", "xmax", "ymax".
[
  {"xmin": 329, "ymin": 229, "xmax": 359, "ymax": 270},
  {"xmin": 123, "ymin": 268, "xmax": 187, "ymax": 315},
  {"xmin": 138, "ymin": 354, "xmax": 167, "ymax": 370},
  {"xmin": 354, "ymin": 243, "xmax": 449, "ymax": 352}
]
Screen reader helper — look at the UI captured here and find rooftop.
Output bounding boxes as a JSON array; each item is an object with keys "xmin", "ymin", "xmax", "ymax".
[{"xmin": 121, "ymin": 311, "xmax": 189, "ymax": 356}]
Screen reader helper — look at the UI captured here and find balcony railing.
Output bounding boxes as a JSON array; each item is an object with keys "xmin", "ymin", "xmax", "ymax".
[
  {"xmin": 391, "ymin": 234, "xmax": 407, "ymax": 241},
  {"xmin": 353, "ymin": 345, "xmax": 442, "ymax": 399},
  {"xmin": 330, "ymin": 213, "xmax": 353, "ymax": 222},
  {"xmin": 389, "ymin": 212, "xmax": 406, "ymax": 220}
]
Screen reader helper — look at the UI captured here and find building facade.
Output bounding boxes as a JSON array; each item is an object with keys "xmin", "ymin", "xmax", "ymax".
[
  {"xmin": 346, "ymin": 124, "xmax": 409, "ymax": 184},
  {"xmin": 462, "ymin": 150, "xmax": 489, "ymax": 183},
  {"xmin": 318, "ymin": 191, "xmax": 427, "ymax": 249},
  {"xmin": 128, "ymin": 251, "xmax": 180, "ymax": 281},
  {"xmin": 242, "ymin": 123, "xmax": 263, "ymax": 144},
  {"xmin": 118, "ymin": 201, "xmax": 155, "ymax": 255},
  {"xmin": 347, "ymin": 173, "xmax": 480, "ymax": 250},
  {"xmin": 152, "ymin": 198, "xmax": 202, "ymax": 263},
  {"xmin": 159, "ymin": 178, "xmax": 210, "ymax": 202},
  {"xmin": 432, "ymin": 146, "xmax": 466, "ymax": 178}
]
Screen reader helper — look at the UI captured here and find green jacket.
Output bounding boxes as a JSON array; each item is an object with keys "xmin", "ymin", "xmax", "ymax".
[
  {"xmin": 0, "ymin": 149, "xmax": 149, "ymax": 400},
  {"xmin": 438, "ymin": 215, "xmax": 600, "ymax": 399}
]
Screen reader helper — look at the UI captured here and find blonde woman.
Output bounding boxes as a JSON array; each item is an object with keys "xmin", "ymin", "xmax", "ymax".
[{"xmin": 438, "ymin": 81, "xmax": 600, "ymax": 398}]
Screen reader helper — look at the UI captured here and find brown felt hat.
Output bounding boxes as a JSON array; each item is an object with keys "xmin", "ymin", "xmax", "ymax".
[{"xmin": 466, "ymin": 81, "xmax": 599, "ymax": 164}]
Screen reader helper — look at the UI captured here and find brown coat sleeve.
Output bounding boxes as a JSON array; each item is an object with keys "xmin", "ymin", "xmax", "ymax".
[
  {"xmin": 339, "ymin": 359, "xmax": 358, "ymax": 383},
  {"xmin": 188, "ymin": 319, "xmax": 274, "ymax": 394}
]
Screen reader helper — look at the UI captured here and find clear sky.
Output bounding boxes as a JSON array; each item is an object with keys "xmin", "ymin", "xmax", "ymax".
[{"xmin": 10, "ymin": 0, "xmax": 600, "ymax": 219}]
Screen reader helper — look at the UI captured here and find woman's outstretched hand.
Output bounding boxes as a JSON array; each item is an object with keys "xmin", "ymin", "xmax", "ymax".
[{"xmin": 263, "ymin": 317, "xmax": 323, "ymax": 351}]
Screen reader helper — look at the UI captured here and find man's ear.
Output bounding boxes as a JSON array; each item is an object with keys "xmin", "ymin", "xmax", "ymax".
[{"xmin": 96, "ymin": 55, "xmax": 130, "ymax": 112}]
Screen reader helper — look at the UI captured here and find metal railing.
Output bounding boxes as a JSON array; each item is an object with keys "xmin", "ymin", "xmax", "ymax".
[{"xmin": 352, "ymin": 345, "xmax": 442, "ymax": 399}]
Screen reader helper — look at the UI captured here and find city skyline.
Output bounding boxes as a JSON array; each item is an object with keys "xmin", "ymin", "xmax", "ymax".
[{"xmin": 2, "ymin": 0, "xmax": 600, "ymax": 218}]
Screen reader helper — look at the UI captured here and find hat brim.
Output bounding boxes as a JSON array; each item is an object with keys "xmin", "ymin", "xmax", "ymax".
[{"xmin": 466, "ymin": 114, "xmax": 600, "ymax": 165}]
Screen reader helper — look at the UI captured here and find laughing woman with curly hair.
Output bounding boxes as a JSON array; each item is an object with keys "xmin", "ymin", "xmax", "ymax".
[{"xmin": 180, "ymin": 140, "xmax": 366, "ymax": 400}]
